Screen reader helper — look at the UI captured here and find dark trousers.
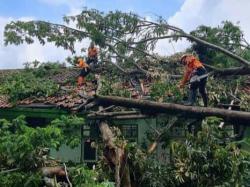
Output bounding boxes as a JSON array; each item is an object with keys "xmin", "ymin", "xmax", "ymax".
[
  {"xmin": 79, "ymin": 68, "xmax": 90, "ymax": 77},
  {"xmin": 87, "ymin": 57, "xmax": 98, "ymax": 65},
  {"xmin": 189, "ymin": 68, "xmax": 208, "ymax": 107}
]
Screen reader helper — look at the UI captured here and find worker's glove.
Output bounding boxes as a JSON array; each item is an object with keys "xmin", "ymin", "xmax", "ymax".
[{"xmin": 178, "ymin": 84, "xmax": 184, "ymax": 89}]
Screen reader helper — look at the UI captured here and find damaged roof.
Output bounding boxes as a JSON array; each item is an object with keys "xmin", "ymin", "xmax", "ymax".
[
  {"xmin": 0, "ymin": 67, "xmax": 151, "ymax": 111},
  {"xmin": 1, "ymin": 65, "xmax": 248, "ymax": 114}
]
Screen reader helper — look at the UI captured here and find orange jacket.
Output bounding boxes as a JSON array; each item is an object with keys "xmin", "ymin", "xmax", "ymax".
[
  {"xmin": 180, "ymin": 55, "xmax": 204, "ymax": 86},
  {"xmin": 78, "ymin": 58, "xmax": 89, "ymax": 69},
  {"xmin": 88, "ymin": 47, "xmax": 98, "ymax": 58}
]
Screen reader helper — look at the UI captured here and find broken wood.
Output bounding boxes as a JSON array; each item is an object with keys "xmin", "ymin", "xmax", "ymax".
[
  {"xmin": 219, "ymin": 99, "xmax": 235, "ymax": 129},
  {"xmin": 89, "ymin": 114, "xmax": 149, "ymax": 120},
  {"xmin": 95, "ymin": 95, "xmax": 250, "ymax": 124},
  {"xmin": 99, "ymin": 121, "xmax": 131, "ymax": 187},
  {"xmin": 148, "ymin": 116, "xmax": 178, "ymax": 154},
  {"xmin": 212, "ymin": 66, "xmax": 250, "ymax": 76},
  {"xmin": 63, "ymin": 163, "xmax": 72, "ymax": 187},
  {"xmin": 217, "ymin": 103, "xmax": 240, "ymax": 108},
  {"xmin": 84, "ymin": 102, "xmax": 97, "ymax": 111},
  {"xmin": 0, "ymin": 168, "xmax": 20, "ymax": 174},
  {"xmin": 41, "ymin": 166, "xmax": 66, "ymax": 178},
  {"xmin": 88, "ymin": 111, "xmax": 139, "ymax": 118},
  {"xmin": 92, "ymin": 105, "xmax": 115, "ymax": 114},
  {"xmin": 219, "ymin": 85, "xmax": 239, "ymax": 129}
]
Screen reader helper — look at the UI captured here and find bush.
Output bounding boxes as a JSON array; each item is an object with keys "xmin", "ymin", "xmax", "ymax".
[{"xmin": 0, "ymin": 71, "xmax": 59, "ymax": 102}]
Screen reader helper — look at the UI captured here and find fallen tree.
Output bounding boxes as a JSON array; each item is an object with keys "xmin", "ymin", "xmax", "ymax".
[
  {"xmin": 95, "ymin": 95, "xmax": 250, "ymax": 124},
  {"xmin": 4, "ymin": 9, "xmax": 250, "ymax": 77}
]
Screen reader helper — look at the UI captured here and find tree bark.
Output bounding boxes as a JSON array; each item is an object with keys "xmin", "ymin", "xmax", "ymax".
[
  {"xmin": 132, "ymin": 21, "xmax": 250, "ymax": 66},
  {"xmin": 213, "ymin": 66, "xmax": 250, "ymax": 76},
  {"xmin": 204, "ymin": 63, "xmax": 250, "ymax": 76},
  {"xmin": 88, "ymin": 111, "xmax": 139, "ymax": 118},
  {"xmin": 99, "ymin": 121, "xmax": 131, "ymax": 187},
  {"xmin": 183, "ymin": 33, "xmax": 250, "ymax": 66},
  {"xmin": 95, "ymin": 95, "xmax": 250, "ymax": 124},
  {"xmin": 147, "ymin": 117, "xmax": 178, "ymax": 154}
]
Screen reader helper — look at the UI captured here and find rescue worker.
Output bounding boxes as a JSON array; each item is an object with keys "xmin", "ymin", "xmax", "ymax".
[
  {"xmin": 178, "ymin": 54, "xmax": 208, "ymax": 107},
  {"xmin": 87, "ymin": 42, "xmax": 98, "ymax": 65},
  {"xmin": 77, "ymin": 57, "xmax": 90, "ymax": 87}
]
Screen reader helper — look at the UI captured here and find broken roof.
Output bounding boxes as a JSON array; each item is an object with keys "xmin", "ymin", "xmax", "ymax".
[
  {"xmin": 0, "ymin": 65, "xmax": 249, "ymax": 117},
  {"xmin": 0, "ymin": 67, "xmax": 151, "ymax": 112},
  {"xmin": 0, "ymin": 68, "xmax": 95, "ymax": 110}
]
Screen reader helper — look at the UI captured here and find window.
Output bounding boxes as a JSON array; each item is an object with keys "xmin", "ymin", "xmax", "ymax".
[
  {"xmin": 121, "ymin": 124, "xmax": 138, "ymax": 142},
  {"xmin": 83, "ymin": 139, "xmax": 96, "ymax": 161},
  {"xmin": 26, "ymin": 117, "xmax": 50, "ymax": 127}
]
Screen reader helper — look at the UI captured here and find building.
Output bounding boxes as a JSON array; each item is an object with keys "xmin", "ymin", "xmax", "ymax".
[{"xmin": 0, "ymin": 67, "xmax": 249, "ymax": 163}]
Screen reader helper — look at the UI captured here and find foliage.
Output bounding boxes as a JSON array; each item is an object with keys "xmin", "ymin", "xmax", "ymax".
[
  {"xmin": 124, "ymin": 142, "xmax": 177, "ymax": 187},
  {"xmin": 0, "ymin": 115, "xmax": 87, "ymax": 186},
  {"xmin": 206, "ymin": 77, "xmax": 237, "ymax": 105},
  {"xmin": 172, "ymin": 118, "xmax": 250, "ymax": 187},
  {"xmin": 1, "ymin": 115, "xmax": 250, "ymax": 186},
  {"xmin": 32, "ymin": 61, "xmax": 65, "ymax": 77},
  {"xmin": 66, "ymin": 55, "xmax": 83, "ymax": 66},
  {"xmin": 150, "ymin": 81, "xmax": 182, "ymax": 103},
  {"xmin": 190, "ymin": 21, "xmax": 250, "ymax": 68},
  {"xmin": 0, "ymin": 71, "xmax": 59, "ymax": 102},
  {"xmin": 24, "ymin": 60, "xmax": 66, "ymax": 76},
  {"xmin": 2, "ymin": 7, "xmax": 250, "ymax": 187},
  {"xmin": 0, "ymin": 172, "xmax": 42, "ymax": 187},
  {"xmin": 206, "ymin": 76, "xmax": 249, "ymax": 110},
  {"xmin": 112, "ymin": 117, "xmax": 250, "ymax": 187},
  {"xmin": 99, "ymin": 77, "xmax": 131, "ymax": 97},
  {"xmin": 2, "ymin": 8, "xmax": 180, "ymax": 75},
  {"xmin": 0, "ymin": 116, "xmax": 62, "ymax": 170},
  {"xmin": 70, "ymin": 165, "xmax": 115, "ymax": 187},
  {"xmin": 50, "ymin": 115, "xmax": 85, "ymax": 148},
  {"xmin": 141, "ymin": 157, "xmax": 177, "ymax": 187}
]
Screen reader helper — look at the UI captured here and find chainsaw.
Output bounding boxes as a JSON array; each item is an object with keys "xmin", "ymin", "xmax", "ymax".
[{"xmin": 189, "ymin": 73, "xmax": 211, "ymax": 84}]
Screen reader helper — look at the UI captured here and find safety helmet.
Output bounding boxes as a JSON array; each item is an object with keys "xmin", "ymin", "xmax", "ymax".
[
  {"xmin": 180, "ymin": 54, "xmax": 188, "ymax": 64},
  {"xmin": 180, "ymin": 54, "xmax": 192, "ymax": 64}
]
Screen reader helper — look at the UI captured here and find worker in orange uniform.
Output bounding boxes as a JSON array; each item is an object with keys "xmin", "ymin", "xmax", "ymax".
[
  {"xmin": 77, "ymin": 57, "xmax": 90, "ymax": 87},
  {"xmin": 87, "ymin": 42, "xmax": 98, "ymax": 65},
  {"xmin": 179, "ymin": 54, "xmax": 208, "ymax": 107}
]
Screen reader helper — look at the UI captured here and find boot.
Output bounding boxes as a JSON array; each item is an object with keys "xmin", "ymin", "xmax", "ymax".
[{"xmin": 201, "ymin": 93, "xmax": 208, "ymax": 107}]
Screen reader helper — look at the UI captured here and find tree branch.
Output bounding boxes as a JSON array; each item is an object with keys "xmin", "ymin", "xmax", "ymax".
[
  {"xmin": 183, "ymin": 33, "xmax": 250, "ymax": 66},
  {"xmin": 63, "ymin": 163, "xmax": 72, "ymax": 187},
  {"xmin": 126, "ymin": 20, "xmax": 250, "ymax": 66},
  {"xmin": 95, "ymin": 95, "xmax": 250, "ymax": 124}
]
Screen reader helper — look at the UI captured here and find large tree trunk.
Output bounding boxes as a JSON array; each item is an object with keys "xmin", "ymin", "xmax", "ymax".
[
  {"xmin": 95, "ymin": 95, "xmax": 250, "ymax": 124},
  {"xmin": 99, "ymin": 121, "xmax": 131, "ymax": 187}
]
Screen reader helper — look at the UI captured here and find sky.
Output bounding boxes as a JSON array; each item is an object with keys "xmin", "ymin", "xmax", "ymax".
[{"xmin": 0, "ymin": 0, "xmax": 250, "ymax": 69}]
